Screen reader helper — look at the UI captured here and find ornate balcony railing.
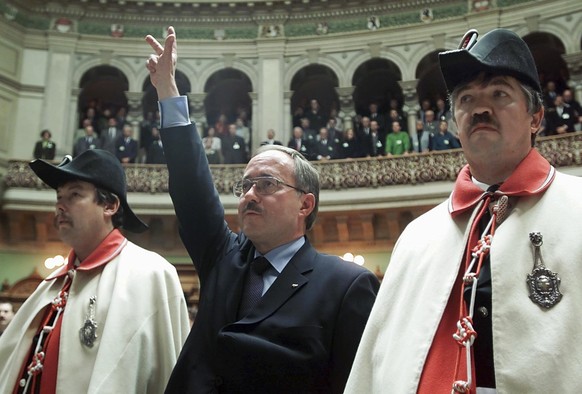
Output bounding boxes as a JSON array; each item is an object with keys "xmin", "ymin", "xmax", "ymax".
[{"xmin": 4, "ymin": 133, "xmax": 582, "ymax": 194}]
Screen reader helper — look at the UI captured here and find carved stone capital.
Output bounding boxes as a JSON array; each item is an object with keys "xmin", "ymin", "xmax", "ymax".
[
  {"xmin": 564, "ymin": 52, "xmax": 582, "ymax": 81},
  {"xmin": 399, "ymin": 79, "xmax": 419, "ymax": 106},
  {"xmin": 186, "ymin": 93, "xmax": 207, "ymax": 112}
]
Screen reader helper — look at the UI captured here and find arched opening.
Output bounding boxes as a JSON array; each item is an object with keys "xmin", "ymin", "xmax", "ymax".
[
  {"xmin": 290, "ymin": 64, "xmax": 339, "ymax": 128},
  {"xmin": 142, "ymin": 70, "xmax": 192, "ymax": 118},
  {"xmin": 203, "ymin": 68, "xmax": 253, "ymax": 135},
  {"xmin": 141, "ymin": 71, "xmax": 191, "ymax": 148},
  {"xmin": 415, "ymin": 50, "xmax": 448, "ymax": 108},
  {"xmin": 77, "ymin": 65, "xmax": 129, "ymax": 133},
  {"xmin": 352, "ymin": 58, "xmax": 403, "ymax": 116},
  {"xmin": 523, "ymin": 32, "xmax": 568, "ymax": 92}
]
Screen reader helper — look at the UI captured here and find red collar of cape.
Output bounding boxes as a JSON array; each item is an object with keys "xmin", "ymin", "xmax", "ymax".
[
  {"xmin": 46, "ymin": 229, "xmax": 127, "ymax": 281},
  {"xmin": 448, "ymin": 149, "xmax": 555, "ymax": 217}
]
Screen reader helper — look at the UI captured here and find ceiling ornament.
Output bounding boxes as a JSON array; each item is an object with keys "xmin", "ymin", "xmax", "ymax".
[
  {"xmin": 54, "ymin": 17, "xmax": 74, "ymax": 33},
  {"xmin": 367, "ymin": 16, "xmax": 379, "ymax": 31},
  {"xmin": 315, "ymin": 22, "xmax": 328, "ymax": 35},
  {"xmin": 420, "ymin": 8, "xmax": 433, "ymax": 23}
]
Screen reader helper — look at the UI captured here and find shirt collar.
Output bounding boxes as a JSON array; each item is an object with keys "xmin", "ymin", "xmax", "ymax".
[
  {"xmin": 471, "ymin": 176, "xmax": 490, "ymax": 191},
  {"xmin": 256, "ymin": 237, "xmax": 306, "ymax": 274}
]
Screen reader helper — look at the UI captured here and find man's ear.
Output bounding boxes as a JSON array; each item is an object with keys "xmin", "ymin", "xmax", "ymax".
[
  {"xmin": 103, "ymin": 198, "xmax": 120, "ymax": 218},
  {"xmin": 299, "ymin": 193, "xmax": 316, "ymax": 219},
  {"xmin": 531, "ymin": 106, "xmax": 544, "ymax": 134}
]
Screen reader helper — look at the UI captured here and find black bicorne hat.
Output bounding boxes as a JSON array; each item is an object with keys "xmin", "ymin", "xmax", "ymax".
[
  {"xmin": 29, "ymin": 149, "xmax": 148, "ymax": 233},
  {"xmin": 439, "ymin": 28, "xmax": 541, "ymax": 94}
]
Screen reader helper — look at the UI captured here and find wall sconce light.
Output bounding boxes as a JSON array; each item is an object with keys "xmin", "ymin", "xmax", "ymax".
[
  {"xmin": 342, "ymin": 252, "xmax": 365, "ymax": 266},
  {"xmin": 44, "ymin": 255, "xmax": 66, "ymax": 270}
]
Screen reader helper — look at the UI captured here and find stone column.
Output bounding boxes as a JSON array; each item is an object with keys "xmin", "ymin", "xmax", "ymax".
[
  {"xmin": 42, "ymin": 32, "xmax": 77, "ymax": 160},
  {"xmin": 250, "ymin": 92, "xmax": 259, "ymax": 152},
  {"xmin": 564, "ymin": 52, "xmax": 582, "ymax": 103},
  {"xmin": 283, "ymin": 91, "xmax": 293, "ymax": 141},
  {"xmin": 187, "ymin": 92, "xmax": 207, "ymax": 132},
  {"xmin": 336, "ymin": 86, "xmax": 355, "ymax": 130},
  {"xmin": 256, "ymin": 38, "xmax": 285, "ymax": 151},
  {"xmin": 124, "ymin": 91, "xmax": 144, "ymax": 161},
  {"xmin": 125, "ymin": 92, "xmax": 143, "ymax": 129},
  {"xmin": 399, "ymin": 79, "xmax": 420, "ymax": 138},
  {"xmin": 67, "ymin": 88, "xmax": 82, "ymax": 157}
]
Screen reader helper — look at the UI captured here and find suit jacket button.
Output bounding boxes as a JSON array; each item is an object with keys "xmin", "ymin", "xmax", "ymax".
[{"xmin": 214, "ymin": 377, "xmax": 224, "ymax": 387}]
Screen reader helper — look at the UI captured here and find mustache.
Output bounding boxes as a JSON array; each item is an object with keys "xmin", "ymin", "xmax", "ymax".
[
  {"xmin": 243, "ymin": 202, "xmax": 262, "ymax": 214},
  {"xmin": 54, "ymin": 213, "xmax": 71, "ymax": 228},
  {"xmin": 469, "ymin": 113, "xmax": 500, "ymax": 130}
]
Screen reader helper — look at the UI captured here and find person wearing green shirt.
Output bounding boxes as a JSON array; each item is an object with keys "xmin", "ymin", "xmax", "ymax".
[{"xmin": 385, "ymin": 121, "xmax": 410, "ymax": 156}]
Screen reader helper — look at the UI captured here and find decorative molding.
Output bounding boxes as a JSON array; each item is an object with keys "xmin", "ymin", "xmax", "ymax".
[{"xmin": 1, "ymin": 0, "xmax": 482, "ymax": 39}]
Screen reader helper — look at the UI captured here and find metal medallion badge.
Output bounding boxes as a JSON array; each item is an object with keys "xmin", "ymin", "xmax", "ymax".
[
  {"xmin": 79, "ymin": 296, "xmax": 98, "ymax": 347},
  {"xmin": 526, "ymin": 232, "xmax": 562, "ymax": 309}
]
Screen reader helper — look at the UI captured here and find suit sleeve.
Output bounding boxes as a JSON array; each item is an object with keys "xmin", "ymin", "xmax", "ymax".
[
  {"xmin": 330, "ymin": 269, "xmax": 379, "ymax": 393},
  {"xmin": 160, "ymin": 124, "xmax": 234, "ymax": 276}
]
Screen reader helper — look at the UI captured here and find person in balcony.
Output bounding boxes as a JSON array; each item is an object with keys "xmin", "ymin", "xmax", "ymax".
[
  {"xmin": 384, "ymin": 120, "xmax": 410, "ymax": 157},
  {"xmin": 430, "ymin": 119, "xmax": 461, "ymax": 151},
  {"xmin": 146, "ymin": 126, "xmax": 166, "ymax": 164},
  {"xmin": 33, "ymin": 129, "xmax": 56, "ymax": 160},
  {"xmin": 115, "ymin": 123, "xmax": 139, "ymax": 164},
  {"xmin": 73, "ymin": 124, "xmax": 101, "ymax": 157}
]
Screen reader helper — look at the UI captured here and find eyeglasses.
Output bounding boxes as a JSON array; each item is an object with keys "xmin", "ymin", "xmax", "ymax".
[{"xmin": 233, "ymin": 176, "xmax": 307, "ymax": 198}]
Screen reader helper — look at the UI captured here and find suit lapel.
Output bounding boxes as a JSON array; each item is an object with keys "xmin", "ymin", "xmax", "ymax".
[
  {"xmin": 225, "ymin": 237, "xmax": 254, "ymax": 321},
  {"xmin": 234, "ymin": 241, "xmax": 316, "ymax": 325}
]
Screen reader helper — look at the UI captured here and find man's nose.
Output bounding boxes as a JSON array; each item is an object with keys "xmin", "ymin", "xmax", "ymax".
[
  {"xmin": 471, "ymin": 96, "xmax": 493, "ymax": 117},
  {"xmin": 55, "ymin": 200, "xmax": 66, "ymax": 213}
]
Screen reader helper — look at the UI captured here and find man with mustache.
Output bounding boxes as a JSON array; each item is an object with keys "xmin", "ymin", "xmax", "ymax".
[
  {"xmin": 145, "ymin": 27, "xmax": 379, "ymax": 393},
  {"xmin": 0, "ymin": 301, "xmax": 15, "ymax": 337},
  {"xmin": 346, "ymin": 29, "xmax": 582, "ymax": 393},
  {"xmin": 0, "ymin": 149, "xmax": 189, "ymax": 393}
]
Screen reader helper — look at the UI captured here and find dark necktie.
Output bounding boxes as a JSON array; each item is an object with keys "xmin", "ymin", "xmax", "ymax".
[{"xmin": 238, "ymin": 256, "xmax": 271, "ymax": 318}]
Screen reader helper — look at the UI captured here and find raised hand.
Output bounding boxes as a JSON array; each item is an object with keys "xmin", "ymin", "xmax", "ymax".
[{"xmin": 145, "ymin": 26, "xmax": 180, "ymax": 100}]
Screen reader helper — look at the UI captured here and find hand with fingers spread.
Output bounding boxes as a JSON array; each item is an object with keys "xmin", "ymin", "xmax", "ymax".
[{"xmin": 145, "ymin": 26, "xmax": 180, "ymax": 100}]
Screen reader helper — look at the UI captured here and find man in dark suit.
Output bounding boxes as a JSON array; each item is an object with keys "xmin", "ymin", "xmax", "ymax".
[
  {"xmin": 73, "ymin": 125, "xmax": 101, "ymax": 157},
  {"xmin": 115, "ymin": 124, "xmax": 138, "ymax": 163},
  {"xmin": 222, "ymin": 123, "xmax": 248, "ymax": 164},
  {"xmin": 146, "ymin": 126, "xmax": 166, "ymax": 164},
  {"xmin": 33, "ymin": 129, "xmax": 56, "ymax": 160},
  {"xmin": 313, "ymin": 127, "xmax": 337, "ymax": 160},
  {"xmin": 287, "ymin": 126, "xmax": 313, "ymax": 159},
  {"xmin": 305, "ymin": 98, "xmax": 327, "ymax": 130},
  {"xmin": 101, "ymin": 117, "xmax": 121, "ymax": 155},
  {"xmin": 361, "ymin": 119, "xmax": 385, "ymax": 157},
  {"xmin": 545, "ymin": 94, "xmax": 578, "ymax": 135},
  {"xmin": 368, "ymin": 102, "xmax": 386, "ymax": 135},
  {"xmin": 146, "ymin": 26, "xmax": 379, "ymax": 393},
  {"xmin": 260, "ymin": 129, "xmax": 283, "ymax": 146}
]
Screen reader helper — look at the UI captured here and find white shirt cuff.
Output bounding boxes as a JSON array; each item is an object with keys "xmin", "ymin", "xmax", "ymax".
[{"xmin": 158, "ymin": 96, "xmax": 191, "ymax": 128}]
